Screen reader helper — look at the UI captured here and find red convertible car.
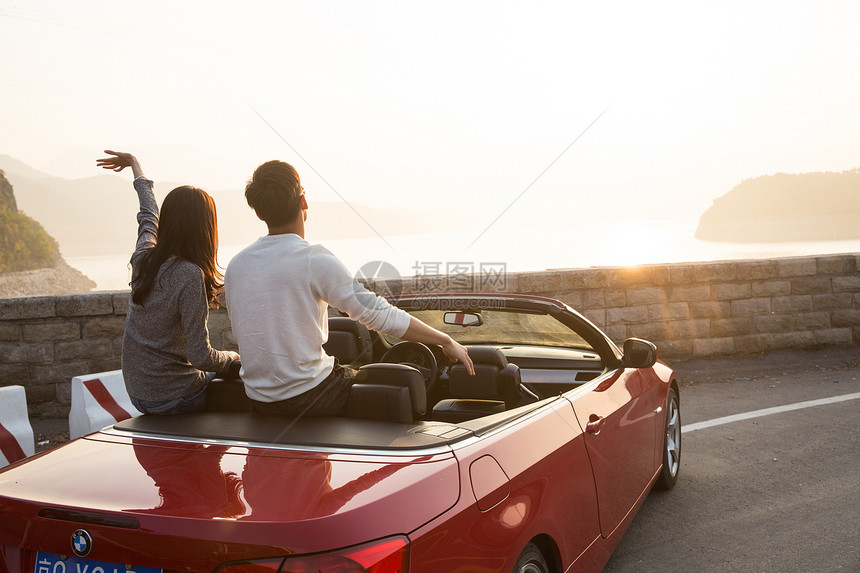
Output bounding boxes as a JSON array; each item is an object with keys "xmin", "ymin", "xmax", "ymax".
[{"xmin": 0, "ymin": 294, "xmax": 681, "ymax": 573}]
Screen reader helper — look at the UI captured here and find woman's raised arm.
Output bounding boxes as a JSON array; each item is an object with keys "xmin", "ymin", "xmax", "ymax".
[{"xmin": 96, "ymin": 150, "xmax": 145, "ymax": 179}]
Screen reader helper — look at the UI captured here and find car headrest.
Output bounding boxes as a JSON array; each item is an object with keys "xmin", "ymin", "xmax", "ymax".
[
  {"xmin": 324, "ymin": 317, "xmax": 373, "ymax": 364},
  {"xmin": 464, "ymin": 346, "xmax": 508, "ymax": 368},
  {"xmin": 355, "ymin": 363, "xmax": 427, "ymax": 416},
  {"xmin": 448, "ymin": 347, "xmax": 518, "ymax": 406}
]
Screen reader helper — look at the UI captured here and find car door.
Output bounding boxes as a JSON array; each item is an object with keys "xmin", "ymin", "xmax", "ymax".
[{"xmin": 566, "ymin": 366, "xmax": 662, "ymax": 537}]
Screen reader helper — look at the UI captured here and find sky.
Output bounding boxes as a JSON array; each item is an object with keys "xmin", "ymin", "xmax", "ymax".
[{"xmin": 2, "ymin": 0, "xmax": 860, "ymax": 266}]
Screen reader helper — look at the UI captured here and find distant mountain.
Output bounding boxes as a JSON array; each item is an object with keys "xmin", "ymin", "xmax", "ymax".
[
  {"xmin": 695, "ymin": 169, "xmax": 860, "ymax": 243},
  {"xmin": 0, "ymin": 155, "xmax": 452, "ymax": 258}
]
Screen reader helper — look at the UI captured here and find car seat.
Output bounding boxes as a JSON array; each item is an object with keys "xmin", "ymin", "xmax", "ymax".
[
  {"xmin": 347, "ymin": 363, "xmax": 427, "ymax": 423},
  {"xmin": 431, "ymin": 347, "xmax": 521, "ymax": 423}
]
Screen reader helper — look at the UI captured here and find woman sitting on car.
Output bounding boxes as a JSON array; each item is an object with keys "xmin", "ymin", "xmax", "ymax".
[{"xmin": 97, "ymin": 150, "xmax": 239, "ymax": 414}]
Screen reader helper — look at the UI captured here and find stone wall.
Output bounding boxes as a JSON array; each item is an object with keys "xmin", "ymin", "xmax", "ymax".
[{"xmin": 1, "ymin": 254, "xmax": 858, "ymax": 417}]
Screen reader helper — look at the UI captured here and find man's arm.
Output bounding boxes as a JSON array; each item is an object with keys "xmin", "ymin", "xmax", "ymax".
[{"xmin": 401, "ymin": 317, "xmax": 475, "ymax": 375}]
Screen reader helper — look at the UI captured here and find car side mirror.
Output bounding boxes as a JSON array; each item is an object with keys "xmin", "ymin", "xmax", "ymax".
[{"xmin": 621, "ymin": 338, "xmax": 657, "ymax": 369}]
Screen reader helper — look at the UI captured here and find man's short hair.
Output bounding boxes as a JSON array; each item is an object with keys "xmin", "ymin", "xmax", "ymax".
[{"xmin": 245, "ymin": 160, "xmax": 302, "ymax": 226}]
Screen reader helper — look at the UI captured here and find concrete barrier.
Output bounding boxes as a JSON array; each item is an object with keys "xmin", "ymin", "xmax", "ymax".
[
  {"xmin": 0, "ymin": 385, "xmax": 35, "ymax": 468},
  {"xmin": 69, "ymin": 370, "xmax": 142, "ymax": 439}
]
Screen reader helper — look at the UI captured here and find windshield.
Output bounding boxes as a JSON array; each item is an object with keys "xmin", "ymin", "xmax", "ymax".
[{"xmin": 385, "ymin": 309, "xmax": 593, "ymax": 350}]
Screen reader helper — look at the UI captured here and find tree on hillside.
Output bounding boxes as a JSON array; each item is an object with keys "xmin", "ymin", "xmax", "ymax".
[{"xmin": 0, "ymin": 170, "xmax": 60, "ymax": 273}]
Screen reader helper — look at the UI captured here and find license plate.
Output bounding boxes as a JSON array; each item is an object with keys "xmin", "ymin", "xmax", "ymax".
[{"xmin": 35, "ymin": 552, "xmax": 162, "ymax": 573}]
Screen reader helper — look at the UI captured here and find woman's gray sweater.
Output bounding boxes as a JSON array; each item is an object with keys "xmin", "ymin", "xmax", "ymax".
[{"xmin": 121, "ymin": 177, "xmax": 234, "ymax": 403}]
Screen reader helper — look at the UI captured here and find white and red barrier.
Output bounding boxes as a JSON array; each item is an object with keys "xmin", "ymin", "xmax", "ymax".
[
  {"xmin": 69, "ymin": 370, "xmax": 142, "ymax": 440},
  {"xmin": 0, "ymin": 385, "xmax": 35, "ymax": 468}
]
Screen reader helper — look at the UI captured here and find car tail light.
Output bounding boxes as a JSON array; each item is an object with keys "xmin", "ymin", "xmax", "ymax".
[{"xmin": 216, "ymin": 536, "xmax": 409, "ymax": 573}]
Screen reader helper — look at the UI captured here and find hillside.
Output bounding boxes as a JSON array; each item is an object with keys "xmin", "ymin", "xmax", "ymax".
[
  {"xmin": 695, "ymin": 169, "xmax": 860, "ymax": 242},
  {"xmin": 0, "ymin": 169, "xmax": 95, "ymax": 296}
]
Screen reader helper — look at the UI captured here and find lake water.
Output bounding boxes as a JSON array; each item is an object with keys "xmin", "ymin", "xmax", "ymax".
[{"xmin": 67, "ymin": 219, "xmax": 860, "ymax": 291}]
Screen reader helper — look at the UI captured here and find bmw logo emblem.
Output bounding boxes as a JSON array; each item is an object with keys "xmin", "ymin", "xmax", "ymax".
[{"xmin": 71, "ymin": 529, "xmax": 92, "ymax": 557}]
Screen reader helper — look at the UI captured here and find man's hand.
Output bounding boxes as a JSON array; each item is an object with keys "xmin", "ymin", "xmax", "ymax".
[
  {"xmin": 401, "ymin": 316, "xmax": 475, "ymax": 375},
  {"xmin": 441, "ymin": 338, "xmax": 475, "ymax": 375},
  {"xmin": 97, "ymin": 150, "xmax": 145, "ymax": 179}
]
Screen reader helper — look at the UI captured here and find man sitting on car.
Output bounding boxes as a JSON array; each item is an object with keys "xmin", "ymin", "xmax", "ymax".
[{"xmin": 225, "ymin": 160, "xmax": 474, "ymax": 417}]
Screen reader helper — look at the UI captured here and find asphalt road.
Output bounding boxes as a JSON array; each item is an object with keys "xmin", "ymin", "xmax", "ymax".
[{"xmin": 604, "ymin": 346, "xmax": 860, "ymax": 573}]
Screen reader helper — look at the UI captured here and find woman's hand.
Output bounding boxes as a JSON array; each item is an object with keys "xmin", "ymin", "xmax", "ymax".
[{"xmin": 97, "ymin": 150, "xmax": 144, "ymax": 179}]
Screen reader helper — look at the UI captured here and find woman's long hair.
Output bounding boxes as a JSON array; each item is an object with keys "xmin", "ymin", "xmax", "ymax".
[{"xmin": 131, "ymin": 186, "xmax": 223, "ymax": 307}]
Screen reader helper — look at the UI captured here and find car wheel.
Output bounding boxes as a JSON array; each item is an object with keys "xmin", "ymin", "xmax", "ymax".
[
  {"xmin": 655, "ymin": 386, "xmax": 681, "ymax": 490},
  {"xmin": 513, "ymin": 542, "xmax": 549, "ymax": 573}
]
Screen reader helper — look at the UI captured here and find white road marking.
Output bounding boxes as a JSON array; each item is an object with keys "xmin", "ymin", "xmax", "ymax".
[{"xmin": 682, "ymin": 392, "xmax": 860, "ymax": 434}]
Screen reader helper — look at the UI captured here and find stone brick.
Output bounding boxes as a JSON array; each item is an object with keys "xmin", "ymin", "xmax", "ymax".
[
  {"xmin": 82, "ymin": 316, "xmax": 127, "ymax": 338},
  {"xmin": 712, "ymin": 282, "xmax": 751, "ymax": 301},
  {"xmin": 772, "ymin": 331, "xmax": 815, "ymax": 348},
  {"xmin": 112, "ymin": 292, "xmax": 130, "ymax": 315},
  {"xmin": 29, "ymin": 360, "xmax": 89, "ymax": 384},
  {"xmin": 555, "ymin": 291, "xmax": 583, "ymax": 309},
  {"xmin": 208, "ymin": 330, "xmax": 223, "ymax": 349},
  {"xmin": 111, "ymin": 337, "xmax": 123, "ymax": 357},
  {"xmin": 650, "ymin": 267, "xmax": 670, "ymax": 286},
  {"xmin": 25, "ymin": 383, "xmax": 57, "ymax": 404},
  {"xmin": 753, "ymin": 314, "xmax": 792, "ymax": 333},
  {"xmin": 630, "ymin": 323, "xmax": 668, "ymax": 341},
  {"xmin": 0, "ymin": 323, "xmax": 20, "ymax": 342},
  {"xmin": 0, "ymin": 297, "xmax": 55, "ymax": 320},
  {"xmin": 0, "ymin": 342, "xmax": 53, "ymax": 364},
  {"xmin": 734, "ymin": 334, "xmax": 775, "ymax": 354},
  {"xmin": 606, "ymin": 306, "xmax": 649, "ymax": 325},
  {"xmin": 831, "ymin": 309, "xmax": 860, "ymax": 328},
  {"xmin": 605, "ymin": 289, "xmax": 626, "ymax": 307},
  {"xmin": 56, "ymin": 380, "xmax": 72, "ymax": 405},
  {"xmin": 790, "ymin": 276, "xmax": 833, "ymax": 295},
  {"xmin": 811, "ymin": 293, "xmax": 853, "ymax": 311},
  {"xmin": 693, "ymin": 337, "xmax": 735, "ymax": 356},
  {"xmin": 605, "ymin": 325, "xmax": 627, "ymax": 343},
  {"xmin": 580, "ymin": 309, "xmax": 606, "ymax": 328},
  {"xmin": 813, "ymin": 328, "xmax": 854, "ymax": 345},
  {"xmin": 564, "ymin": 270, "xmax": 610, "ymax": 290},
  {"xmin": 730, "ymin": 298, "xmax": 771, "ymax": 317},
  {"xmin": 772, "ymin": 295, "xmax": 811, "ymax": 313},
  {"xmin": 832, "ymin": 276, "xmax": 860, "ymax": 292},
  {"xmin": 777, "ymin": 258, "xmax": 817, "ymax": 277},
  {"xmin": 23, "ymin": 321, "xmax": 80, "ymax": 342},
  {"xmin": 222, "ymin": 330, "xmax": 238, "ymax": 348},
  {"xmin": 54, "ymin": 338, "xmax": 113, "ymax": 361},
  {"xmin": 627, "ymin": 287, "xmax": 668, "ymax": 306},
  {"xmin": 751, "ymin": 280, "xmax": 791, "ymax": 297},
  {"xmin": 581, "ymin": 290, "xmax": 605, "ymax": 310},
  {"xmin": 665, "ymin": 319, "xmax": 710, "ymax": 339},
  {"xmin": 710, "ymin": 317, "xmax": 752, "ymax": 337},
  {"xmin": 0, "ymin": 364, "xmax": 30, "ymax": 384},
  {"xmin": 688, "ymin": 301, "xmax": 731, "ymax": 319},
  {"xmin": 692, "ymin": 263, "xmax": 737, "ymax": 283},
  {"xmin": 517, "ymin": 272, "xmax": 562, "ymax": 294},
  {"xmin": 607, "ymin": 267, "xmax": 655, "ymax": 288},
  {"xmin": 654, "ymin": 339, "xmax": 693, "ymax": 358},
  {"xmin": 668, "ymin": 265, "xmax": 695, "ymax": 284},
  {"xmin": 669, "ymin": 284, "xmax": 710, "ymax": 302},
  {"xmin": 736, "ymin": 260, "xmax": 777, "ymax": 280},
  {"xmin": 56, "ymin": 294, "xmax": 114, "ymax": 317},
  {"xmin": 816, "ymin": 255, "xmax": 856, "ymax": 275},
  {"xmin": 791, "ymin": 311, "xmax": 830, "ymax": 331},
  {"xmin": 647, "ymin": 302, "xmax": 690, "ymax": 321},
  {"xmin": 87, "ymin": 358, "xmax": 122, "ymax": 374}
]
